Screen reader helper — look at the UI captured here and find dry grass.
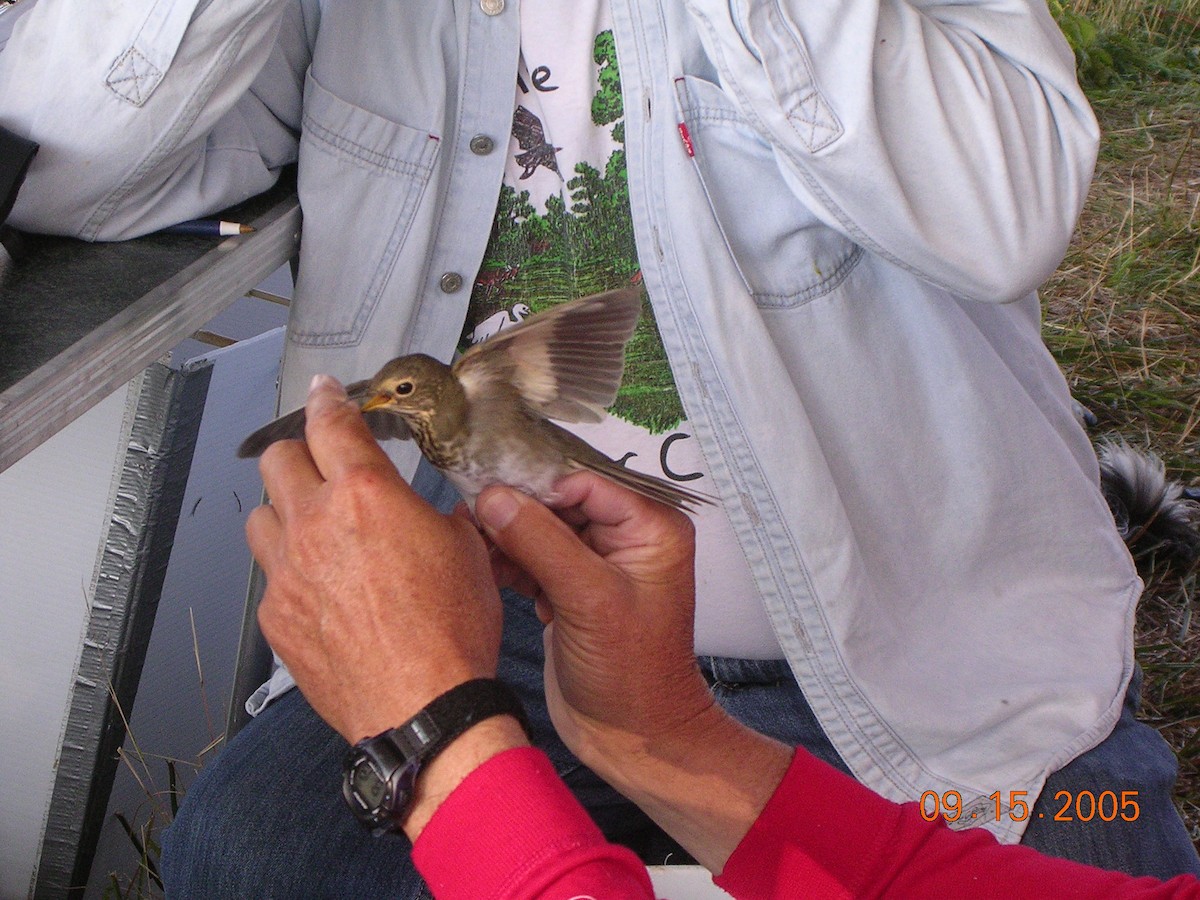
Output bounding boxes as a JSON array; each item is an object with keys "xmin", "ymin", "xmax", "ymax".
[
  {"xmin": 1040, "ymin": 0, "xmax": 1200, "ymax": 842},
  {"xmin": 1044, "ymin": 82, "xmax": 1199, "ymax": 470}
]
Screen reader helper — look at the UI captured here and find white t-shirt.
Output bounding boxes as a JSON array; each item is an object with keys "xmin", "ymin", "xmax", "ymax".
[{"xmin": 461, "ymin": 0, "xmax": 781, "ymax": 659}]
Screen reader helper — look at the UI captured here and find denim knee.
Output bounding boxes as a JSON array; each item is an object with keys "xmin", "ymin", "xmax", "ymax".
[
  {"xmin": 1021, "ymin": 670, "xmax": 1200, "ymax": 879},
  {"xmin": 160, "ymin": 689, "xmax": 428, "ymax": 899}
]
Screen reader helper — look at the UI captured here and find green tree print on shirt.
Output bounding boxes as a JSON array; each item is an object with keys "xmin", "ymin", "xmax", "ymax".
[{"xmin": 466, "ymin": 30, "xmax": 684, "ymax": 434}]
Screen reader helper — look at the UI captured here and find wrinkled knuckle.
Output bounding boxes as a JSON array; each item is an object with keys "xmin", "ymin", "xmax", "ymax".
[
  {"xmin": 341, "ymin": 464, "xmax": 392, "ymax": 502},
  {"xmin": 244, "ymin": 506, "xmax": 267, "ymax": 540},
  {"xmin": 259, "ymin": 440, "xmax": 283, "ymax": 464},
  {"xmin": 671, "ymin": 507, "xmax": 696, "ymax": 542},
  {"xmin": 258, "ymin": 440, "xmax": 290, "ymax": 473},
  {"xmin": 259, "ymin": 448, "xmax": 282, "ymax": 482},
  {"xmin": 649, "ymin": 504, "xmax": 694, "ymax": 547},
  {"xmin": 321, "ymin": 466, "xmax": 389, "ymax": 529},
  {"xmin": 285, "ymin": 527, "xmax": 324, "ymax": 570}
]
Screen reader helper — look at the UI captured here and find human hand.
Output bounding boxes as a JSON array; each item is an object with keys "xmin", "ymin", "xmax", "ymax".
[
  {"xmin": 476, "ymin": 474, "xmax": 791, "ymax": 871},
  {"xmin": 246, "ymin": 375, "xmax": 505, "ymax": 745},
  {"xmin": 475, "ymin": 473, "xmax": 715, "ymax": 771}
]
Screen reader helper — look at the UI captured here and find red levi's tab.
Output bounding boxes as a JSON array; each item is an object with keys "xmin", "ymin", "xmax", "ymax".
[{"xmin": 677, "ymin": 121, "xmax": 695, "ymax": 158}]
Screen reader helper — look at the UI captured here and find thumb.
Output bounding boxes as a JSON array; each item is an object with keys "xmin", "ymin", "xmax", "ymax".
[{"xmin": 475, "ymin": 486, "xmax": 610, "ymax": 603}]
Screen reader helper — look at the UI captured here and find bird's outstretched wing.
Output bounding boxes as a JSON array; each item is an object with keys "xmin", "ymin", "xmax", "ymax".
[
  {"xmin": 236, "ymin": 379, "xmax": 413, "ymax": 458},
  {"xmin": 453, "ymin": 288, "xmax": 644, "ymax": 423}
]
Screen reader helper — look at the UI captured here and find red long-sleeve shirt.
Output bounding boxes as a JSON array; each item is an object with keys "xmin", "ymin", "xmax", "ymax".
[{"xmin": 412, "ymin": 747, "xmax": 1200, "ymax": 898}]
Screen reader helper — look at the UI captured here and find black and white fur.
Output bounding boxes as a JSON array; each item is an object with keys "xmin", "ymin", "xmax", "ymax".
[{"xmin": 1098, "ymin": 441, "xmax": 1200, "ymax": 568}]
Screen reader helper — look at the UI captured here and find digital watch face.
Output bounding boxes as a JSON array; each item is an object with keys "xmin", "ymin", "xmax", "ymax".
[
  {"xmin": 351, "ymin": 758, "xmax": 388, "ymax": 809},
  {"xmin": 343, "ymin": 729, "xmax": 435, "ymax": 832}
]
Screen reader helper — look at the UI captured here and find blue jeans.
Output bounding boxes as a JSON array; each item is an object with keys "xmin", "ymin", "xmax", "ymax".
[{"xmin": 161, "ymin": 591, "xmax": 1199, "ymax": 896}]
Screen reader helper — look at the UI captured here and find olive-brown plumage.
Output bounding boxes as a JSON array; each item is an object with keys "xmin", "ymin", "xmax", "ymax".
[{"xmin": 238, "ymin": 289, "xmax": 712, "ymax": 512}]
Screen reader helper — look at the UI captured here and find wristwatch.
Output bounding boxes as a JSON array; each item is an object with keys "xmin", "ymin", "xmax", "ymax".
[{"xmin": 341, "ymin": 678, "xmax": 530, "ymax": 835}]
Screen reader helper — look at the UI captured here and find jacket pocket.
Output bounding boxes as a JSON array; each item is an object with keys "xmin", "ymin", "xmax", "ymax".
[
  {"xmin": 290, "ymin": 69, "xmax": 440, "ymax": 347},
  {"xmin": 106, "ymin": 0, "xmax": 205, "ymax": 106},
  {"xmin": 673, "ymin": 74, "xmax": 860, "ymax": 309}
]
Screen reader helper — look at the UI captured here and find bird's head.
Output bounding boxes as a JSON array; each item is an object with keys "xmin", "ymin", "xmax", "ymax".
[{"xmin": 360, "ymin": 353, "xmax": 460, "ymax": 422}]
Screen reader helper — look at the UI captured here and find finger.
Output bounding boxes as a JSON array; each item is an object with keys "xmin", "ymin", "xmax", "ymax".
[
  {"xmin": 549, "ymin": 471, "xmax": 693, "ymax": 557},
  {"xmin": 482, "ymin": 535, "xmax": 543, "ymax": 597},
  {"xmin": 548, "ymin": 470, "xmax": 655, "ymax": 527},
  {"xmin": 303, "ymin": 374, "xmax": 395, "ymax": 481},
  {"xmin": 259, "ymin": 439, "xmax": 322, "ymax": 519},
  {"xmin": 555, "ymin": 504, "xmax": 590, "ymax": 530},
  {"xmin": 245, "ymin": 504, "xmax": 283, "ymax": 572},
  {"xmin": 451, "ymin": 501, "xmax": 478, "ymax": 527},
  {"xmin": 475, "ymin": 486, "xmax": 611, "ymax": 603}
]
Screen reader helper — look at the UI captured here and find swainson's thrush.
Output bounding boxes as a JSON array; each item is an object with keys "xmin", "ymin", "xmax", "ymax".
[{"xmin": 238, "ymin": 289, "xmax": 712, "ymax": 512}]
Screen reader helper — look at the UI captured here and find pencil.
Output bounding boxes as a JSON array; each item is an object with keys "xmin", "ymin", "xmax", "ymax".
[{"xmin": 162, "ymin": 219, "xmax": 256, "ymax": 237}]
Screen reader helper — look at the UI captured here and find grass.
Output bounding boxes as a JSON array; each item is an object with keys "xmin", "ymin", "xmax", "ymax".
[
  {"xmin": 100, "ymin": 610, "xmax": 222, "ymax": 899},
  {"xmin": 1042, "ymin": 0, "xmax": 1200, "ymax": 843}
]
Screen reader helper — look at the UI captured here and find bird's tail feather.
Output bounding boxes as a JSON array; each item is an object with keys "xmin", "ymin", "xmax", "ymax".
[{"xmin": 575, "ymin": 458, "xmax": 715, "ymax": 514}]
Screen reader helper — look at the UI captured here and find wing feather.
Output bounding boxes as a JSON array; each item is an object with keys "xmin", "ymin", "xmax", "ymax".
[{"xmin": 453, "ymin": 288, "xmax": 644, "ymax": 423}]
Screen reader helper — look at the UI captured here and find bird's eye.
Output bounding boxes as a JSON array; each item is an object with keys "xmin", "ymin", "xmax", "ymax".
[{"xmin": 395, "ymin": 381, "xmax": 414, "ymax": 396}]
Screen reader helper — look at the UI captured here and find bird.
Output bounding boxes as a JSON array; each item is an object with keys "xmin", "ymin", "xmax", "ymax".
[
  {"xmin": 465, "ymin": 302, "xmax": 530, "ymax": 344},
  {"xmin": 238, "ymin": 288, "xmax": 713, "ymax": 513},
  {"xmin": 512, "ymin": 106, "xmax": 562, "ymax": 180}
]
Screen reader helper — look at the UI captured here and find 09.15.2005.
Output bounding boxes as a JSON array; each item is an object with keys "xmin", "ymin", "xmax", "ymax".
[{"xmin": 919, "ymin": 789, "xmax": 1141, "ymax": 824}]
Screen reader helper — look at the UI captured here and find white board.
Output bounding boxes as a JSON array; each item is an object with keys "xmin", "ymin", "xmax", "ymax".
[{"xmin": 0, "ymin": 381, "xmax": 135, "ymax": 899}]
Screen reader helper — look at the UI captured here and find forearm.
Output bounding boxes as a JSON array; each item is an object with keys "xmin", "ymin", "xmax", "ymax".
[
  {"xmin": 685, "ymin": 0, "xmax": 1098, "ymax": 301},
  {"xmin": 572, "ymin": 695, "xmax": 793, "ymax": 873},
  {"xmin": 0, "ymin": 0, "xmax": 308, "ymax": 239}
]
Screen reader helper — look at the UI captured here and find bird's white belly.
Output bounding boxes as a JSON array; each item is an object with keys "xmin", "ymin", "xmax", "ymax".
[{"xmin": 443, "ymin": 454, "xmax": 568, "ymax": 510}]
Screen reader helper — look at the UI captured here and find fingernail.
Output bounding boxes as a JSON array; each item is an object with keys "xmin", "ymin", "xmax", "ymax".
[
  {"xmin": 477, "ymin": 488, "xmax": 521, "ymax": 532},
  {"xmin": 309, "ymin": 374, "xmax": 348, "ymax": 401}
]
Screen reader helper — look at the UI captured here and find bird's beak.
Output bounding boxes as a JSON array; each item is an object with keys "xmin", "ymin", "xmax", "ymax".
[{"xmin": 360, "ymin": 393, "xmax": 392, "ymax": 413}]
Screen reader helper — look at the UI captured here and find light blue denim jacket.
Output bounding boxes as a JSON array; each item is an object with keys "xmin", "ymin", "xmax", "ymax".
[{"xmin": 0, "ymin": 0, "xmax": 1137, "ymax": 842}]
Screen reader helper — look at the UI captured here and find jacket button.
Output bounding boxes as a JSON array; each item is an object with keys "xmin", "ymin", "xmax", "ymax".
[
  {"xmin": 469, "ymin": 134, "xmax": 495, "ymax": 155},
  {"xmin": 480, "ymin": 0, "xmax": 504, "ymax": 14},
  {"xmin": 439, "ymin": 272, "xmax": 464, "ymax": 293}
]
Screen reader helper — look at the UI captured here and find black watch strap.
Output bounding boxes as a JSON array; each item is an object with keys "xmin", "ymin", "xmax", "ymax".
[
  {"xmin": 343, "ymin": 678, "xmax": 531, "ymax": 833},
  {"xmin": 394, "ymin": 677, "xmax": 531, "ymax": 760}
]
